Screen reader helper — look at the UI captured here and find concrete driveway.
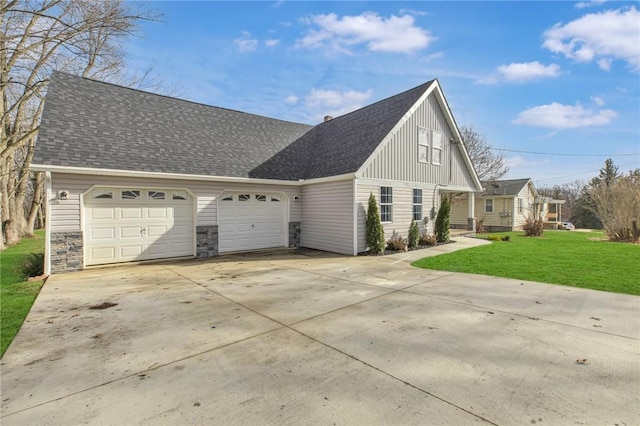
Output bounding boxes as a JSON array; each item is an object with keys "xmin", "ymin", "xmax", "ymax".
[{"xmin": 2, "ymin": 238, "xmax": 639, "ymax": 425}]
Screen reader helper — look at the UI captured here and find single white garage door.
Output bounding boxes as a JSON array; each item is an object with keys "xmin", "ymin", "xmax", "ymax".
[
  {"xmin": 84, "ymin": 188, "xmax": 194, "ymax": 266},
  {"xmin": 218, "ymin": 192, "xmax": 285, "ymax": 253}
]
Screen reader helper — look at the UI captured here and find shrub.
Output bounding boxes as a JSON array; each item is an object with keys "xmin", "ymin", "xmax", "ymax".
[
  {"xmin": 476, "ymin": 218, "xmax": 485, "ymax": 234},
  {"xmin": 487, "ymin": 235, "xmax": 501, "ymax": 242},
  {"xmin": 523, "ymin": 216, "xmax": 544, "ymax": 237},
  {"xmin": 435, "ymin": 197, "xmax": 451, "ymax": 243},
  {"xmin": 366, "ymin": 193, "xmax": 386, "ymax": 254},
  {"xmin": 501, "ymin": 235, "xmax": 511, "ymax": 242},
  {"xmin": 22, "ymin": 252, "xmax": 44, "ymax": 278},
  {"xmin": 419, "ymin": 232, "xmax": 437, "ymax": 246},
  {"xmin": 386, "ymin": 231, "xmax": 407, "ymax": 251},
  {"xmin": 407, "ymin": 220, "xmax": 419, "ymax": 249}
]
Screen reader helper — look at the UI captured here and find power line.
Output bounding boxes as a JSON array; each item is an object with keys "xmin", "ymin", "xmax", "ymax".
[
  {"xmin": 533, "ymin": 161, "xmax": 639, "ymax": 184},
  {"xmin": 492, "ymin": 148, "xmax": 638, "ymax": 157}
]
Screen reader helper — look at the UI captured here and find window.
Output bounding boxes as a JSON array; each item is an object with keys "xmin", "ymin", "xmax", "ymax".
[
  {"xmin": 148, "ymin": 191, "xmax": 165, "ymax": 200},
  {"xmin": 432, "ymin": 131, "xmax": 443, "ymax": 165},
  {"xmin": 485, "ymin": 198, "xmax": 494, "ymax": 213},
  {"xmin": 380, "ymin": 186, "xmax": 393, "ymax": 222},
  {"xmin": 92, "ymin": 189, "xmax": 113, "ymax": 199},
  {"xmin": 518, "ymin": 198, "xmax": 523, "ymax": 214},
  {"xmin": 418, "ymin": 127, "xmax": 429, "ymax": 163},
  {"xmin": 172, "ymin": 191, "xmax": 188, "ymax": 200},
  {"xmin": 238, "ymin": 194, "xmax": 250, "ymax": 202},
  {"xmin": 255, "ymin": 194, "xmax": 267, "ymax": 202},
  {"xmin": 121, "ymin": 190, "xmax": 140, "ymax": 200},
  {"xmin": 270, "ymin": 196, "xmax": 280, "ymax": 202},
  {"xmin": 221, "ymin": 195, "xmax": 233, "ymax": 201},
  {"xmin": 412, "ymin": 189, "xmax": 423, "ymax": 221}
]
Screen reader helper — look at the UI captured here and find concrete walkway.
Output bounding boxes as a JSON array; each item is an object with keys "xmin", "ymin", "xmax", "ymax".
[{"xmin": 1, "ymin": 237, "xmax": 638, "ymax": 425}]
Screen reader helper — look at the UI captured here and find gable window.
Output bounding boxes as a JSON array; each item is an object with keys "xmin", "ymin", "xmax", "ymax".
[
  {"xmin": 412, "ymin": 189, "xmax": 423, "ymax": 221},
  {"xmin": 380, "ymin": 186, "xmax": 393, "ymax": 222},
  {"xmin": 432, "ymin": 131, "xmax": 443, "ymax": 165},
  {"xmin": 418, "ymin": 127, "xmax": 429, "ymax": 163},
  {"xmin": 485, "ymin": 198, "xmax": 494, "ymax": 213}
]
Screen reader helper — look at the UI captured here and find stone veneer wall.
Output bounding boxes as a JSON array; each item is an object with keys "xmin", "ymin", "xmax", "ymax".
[
  {"xmin": 196, "ymin": 225, "xmax": 218, "ymax": 257},
  {"xmin": 289, "ymin": 222, "xmax": 301, "ymax": 248},
  {"xmin": 51, "ymin": 231, "xmax": 83, "ymax": 273}
]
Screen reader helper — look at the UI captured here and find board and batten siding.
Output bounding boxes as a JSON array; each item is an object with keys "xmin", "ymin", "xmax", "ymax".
[
  {"xmin": 301, "ymin": 179, "xmax": 354, "ymax": 255},
  {"xmin": 361, "ymin": 94, "xmax": 476, "ymax": 190},
  {"xmin": 356, "ymin": 181, "xmax": 436, "ymax": 253},
  {"xmin": 49, "ymin": 172, "xmax": 301, "ymax": 233}
]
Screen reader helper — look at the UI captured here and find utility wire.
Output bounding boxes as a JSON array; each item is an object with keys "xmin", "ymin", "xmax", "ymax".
[
  {"xmin": 492, "ymin": 148, "xmax": 638, "ymax": 157},
  {"xmin": 533, "ymin": 161, "xmax": 639, "ymax": 183}
]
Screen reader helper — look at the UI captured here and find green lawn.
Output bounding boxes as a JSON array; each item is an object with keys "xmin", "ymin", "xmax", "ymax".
[
  {"xmin": 412, "ymin": 230, "xmax": 640, "ymax": 296},
  {"xmin": 1, "ymin": 230, "xmax": 46, "ymax": 357}
]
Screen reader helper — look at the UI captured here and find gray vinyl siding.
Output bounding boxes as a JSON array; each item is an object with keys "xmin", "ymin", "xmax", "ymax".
[
  {"xmin": 301, "ymin": 179, "xmax": 354, "ymax": 255},
  {"xmin": 361, "ymin": 93, "xmax": 476, "ymax": 190},
  {"xmin": 450, "ymin": 195, "xmax": 470, "ymax": 228},
  {"xmin": 49, "ymin": 172, "xmax": 301, "ymax": 233},
  {"xmin": 356, "ymin": 181, "xmax": 436, "ymax": 252}
]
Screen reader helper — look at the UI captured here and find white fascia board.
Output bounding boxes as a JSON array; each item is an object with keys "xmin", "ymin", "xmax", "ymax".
[
  {"xmin": 30, "ymin": 164, "xmax": 301, "ymax": 186},
  {"xmin": 355, "ymin": 81, "xmax": 438, "ymax": 177},
  {"xmin": 300, "ymin": 173, "xmax": 356, "ymax": 185}
]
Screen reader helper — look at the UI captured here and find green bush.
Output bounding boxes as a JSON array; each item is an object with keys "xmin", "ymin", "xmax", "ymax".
[
  {"xmin": 22, "ymin": 252, "xmax": 44, "ymax": 278},
  {"xmin": 434, "ymin": 197, "xmax": 451, "ymax": 243},
  {"xmin": 366, "ymin": 193, "xmax": 386, "ymax": 254},
  {"xmin": 408, "ymin": 220, "xmax": 419, "ymax": 249},
  {"xmin": 386, "ymin": 231, "xmax": 407, "ymax": 251},
  {"xmin": 501, "ymin": 235, "xmax": 511, "ymax": 242},
  {"xmin": 487, "ymin": 235, "xmax": 501, "ymax": 242}
]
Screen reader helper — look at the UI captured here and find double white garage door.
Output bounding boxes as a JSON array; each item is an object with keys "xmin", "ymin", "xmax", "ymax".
[{"xmin": 84, "ymin": 188, "xmax": 285, "ymax": 266}]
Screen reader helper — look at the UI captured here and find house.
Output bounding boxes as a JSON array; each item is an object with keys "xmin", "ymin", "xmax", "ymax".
[
  {"xmin": 450, "ymin": 178, "xmax": 564, "ymax": 232},
  {"xmin": 32, "ymin": 72, "xmax": 482, "ymax": 274}
]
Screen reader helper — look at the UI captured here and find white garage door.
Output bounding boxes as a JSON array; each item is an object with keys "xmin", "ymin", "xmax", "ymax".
[
  {"xmin": 218, "ymin": 192, "xmax": 285, "ymax": 253},
  {"xmin": 84, "ymin": 188, "xmax": 194, "ymax": 266}
]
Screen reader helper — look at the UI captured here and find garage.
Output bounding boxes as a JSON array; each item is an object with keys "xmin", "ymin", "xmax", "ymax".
[
  {"xmin": 218, "ymin": 191, "xmax": 286, "ymax": 253},
  {"xmin": 84, "ymin": 187, "xmax": 194, "ymax": 266}
]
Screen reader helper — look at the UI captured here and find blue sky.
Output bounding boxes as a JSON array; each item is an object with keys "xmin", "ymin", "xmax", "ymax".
[{"xmin": 126, "ymin": 1, "xmax": 640, "ymax": 186}]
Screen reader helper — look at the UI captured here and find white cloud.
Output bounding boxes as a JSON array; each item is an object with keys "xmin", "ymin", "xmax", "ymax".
[
  {"xmin": 233, "ymin": 31, "xmax": 258, "ymax": 52},
  {"xmin": 513, "ymin": 102, "xmax": 618, "ymax": 129},
  {"xmin": 398, "ymin": 8, "xmax": 429, "ymax": 17},
  {"xmin": 591, "ymin": 96, "xmax": 605, "ymax": 106},
  {"xmin": 575, "ymin": 0, "xmax": 607, "ymax": 8},
  {"xmin": 272, "ymin": 0, "xmax": 285, "ymax": 8},
  {"xmin": 496, "ymin": 61, "xmax": 562, "ymax": 82},
  {"xmin": 285, "ymin": 95, "xmax": 299, "ymax": 104},
  {"xmin": 265, "ymin": 39, "xmax": 280, "ymax": 47},
  {"xmin": 304, "ymin": 88, "xmax": 373, "ymax": 119},
  {"xmin": 542, "ymin": 6, "xmax": 640, "ymax": 71},
  {"xmin": 507, "ymin": 156, "xmax": 551, "ymax": 169},
  {"xmin": 296, "ymin": 12, "xmax": 435, "ymax": 54}
]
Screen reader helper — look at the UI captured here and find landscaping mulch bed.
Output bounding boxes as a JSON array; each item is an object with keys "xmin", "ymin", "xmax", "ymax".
[{"xmin": 358, "ymin": 240, "xmax": 456, "ymax": 256}]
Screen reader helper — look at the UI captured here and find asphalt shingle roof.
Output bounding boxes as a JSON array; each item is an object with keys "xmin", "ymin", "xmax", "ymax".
[
  {"xmin": 34, "ymin": 72, "xmax": 434, "ymax": 180},
  {"xmin": 481, "ymin": 178, "xmax": 532, "ymax": 196}
]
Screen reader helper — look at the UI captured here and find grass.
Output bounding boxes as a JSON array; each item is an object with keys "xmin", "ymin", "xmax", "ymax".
[
  {"xmin": 1, "ymin": 230, "xmax": 46, "ymax": 357},
  {"xmin": 412, "ymin": 230, "xmax": 640, "ymax": 296}
]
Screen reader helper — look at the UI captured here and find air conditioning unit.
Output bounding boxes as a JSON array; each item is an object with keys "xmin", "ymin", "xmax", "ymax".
[{"xmin": 499, "ymin": 211, "xmax": 511, "ymax": 217}]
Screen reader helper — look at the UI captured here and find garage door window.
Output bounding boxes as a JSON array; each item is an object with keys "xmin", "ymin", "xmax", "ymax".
[
  {"xmin": 121, "ymin": 190, "xmax": 140, "ymax": 200},
  {"xmin": 271, "ymin": 196, "xmax": 280, "ymax": 202},
  {"xmin": 221, "ymin": 194, "xmax": 233, "ymax": 201},
  {"xmin": 239, "ymin": 194, "xmax": 250, "ymax": 201},
  {"xmin": 256, "ymin": 194, "xmax": 267, "ymax": 202},
  {"xmin": 148, "ymin": 190, "xmax": 165, "ymax": 200},
  {"xmin": 92, "ymin": 189, "xmax": 113, "ymax": 199}
]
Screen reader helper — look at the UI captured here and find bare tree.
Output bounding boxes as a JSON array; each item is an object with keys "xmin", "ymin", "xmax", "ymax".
[
  {"xmin": 1, "ymin": 0, "xmax": 160, "ymax": 248},
  {"xmin": 590, "ymin": 169, "xmax": 640, "ymax": 242},
  {"xmin": 538, "ymin": 179, "xmax": 585, "ymax": 221},
  {"xmin": 459, "ymin": 125, "xmax": 509, "ymax": 181}
]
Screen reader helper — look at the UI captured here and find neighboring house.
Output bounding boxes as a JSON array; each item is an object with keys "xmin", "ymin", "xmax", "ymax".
[
  {"xmin": 32, "ymin": 72, "xmax": 482, "ymax": 274},
  {"xmin": 451, "ymin": 178, "xmax": 564, "ymax": 232}
]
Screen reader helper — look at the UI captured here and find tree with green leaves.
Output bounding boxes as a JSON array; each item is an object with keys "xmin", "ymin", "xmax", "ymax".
[
  {"xmin": 434, "ymin": 196, "xmax": 450, "ymax": 243},
  {"xmin": 366, "ymin": 193, "xmax": 385, "ymax": 254}
]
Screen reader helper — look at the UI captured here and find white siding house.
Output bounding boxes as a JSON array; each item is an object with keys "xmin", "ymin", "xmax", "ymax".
[{"xmin": 33, "ymin": 73, "xmax": 482, "ymax": 274}]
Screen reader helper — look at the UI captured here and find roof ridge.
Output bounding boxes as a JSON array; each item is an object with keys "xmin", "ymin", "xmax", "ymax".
[{"xmin": 51, "ymin": 71, "xmax": 312, "ymax": 128}]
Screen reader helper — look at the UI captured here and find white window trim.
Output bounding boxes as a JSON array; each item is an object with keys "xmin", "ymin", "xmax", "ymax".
[
  {"xmin": 418, "ymin": 127, "xmax": 429, "ymax": 164},
  {"xmin": 380, "ymin": 186, "xmax": 393, "ymax": 223},
  {"xmin": 412, "ymin": 188, "xmax": 423, "ymax": 221},
  {"xmin": 485, "ymin": 198, "xmax": 494, "ymax": 213},
  {"xmin": 518, "ymin": 198, "xmax": 523, "ymax": 214},
  {"xmin": 432, "ymin": 130, "xmax": 443, "ymax": 166}
]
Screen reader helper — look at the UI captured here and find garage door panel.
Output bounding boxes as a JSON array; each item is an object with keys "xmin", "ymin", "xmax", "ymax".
[
  {"xmin": 218, "ymin": 192, "xmax": 285, "ymax": 253},
  {"xmin": 85, "ymin": 189, "xmax": 194, "ymax": 266}
]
